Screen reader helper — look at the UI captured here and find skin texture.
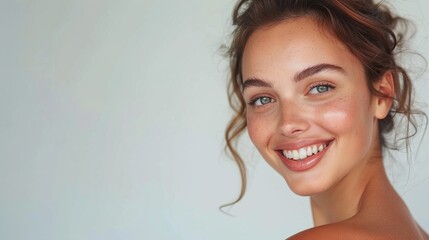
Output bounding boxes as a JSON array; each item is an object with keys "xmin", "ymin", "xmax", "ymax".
[{"xmin": 241, "ymin": 17, "xmax": 429, "ymax": 239}]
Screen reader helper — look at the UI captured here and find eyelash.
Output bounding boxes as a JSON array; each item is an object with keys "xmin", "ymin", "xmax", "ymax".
[
  {"xmin": 248, "ymin": 95, "xmax": 274, "ymax": 106},
  {"xmin": 247, "ymin": 82, "xmax": 335, "ymax": 107},
  {"xmin": 308, "ymin": 82, "xmax": 335, "ymax": 94}
]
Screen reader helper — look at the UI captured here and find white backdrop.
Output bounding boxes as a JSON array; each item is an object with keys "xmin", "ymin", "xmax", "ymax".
[{"xmin": 0, "ymin": 0, "xmax": 428, "ymax": 239}]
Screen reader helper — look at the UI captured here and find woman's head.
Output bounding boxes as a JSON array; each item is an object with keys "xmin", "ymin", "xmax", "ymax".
[
  {"xmin": 242, "ymin": 17, "xmax": 394, "ymax": 195},
  {"xmin": 225, "ymin": 0, "xmax": 418, "ymax": 204}
]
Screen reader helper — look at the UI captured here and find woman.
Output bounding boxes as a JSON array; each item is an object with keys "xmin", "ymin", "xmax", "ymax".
[{"xmin": 224, "ymin": 0, "xmax": 428, "ymax": 239}]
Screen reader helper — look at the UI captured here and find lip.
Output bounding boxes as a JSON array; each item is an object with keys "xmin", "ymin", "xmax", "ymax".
[
  {"xmin": 275, "ymin": 139, "xmax": 333, "ymax": 151},
  {"xmin": 276, "ymin": 139, "xmax": 334, "ymax": 172}
]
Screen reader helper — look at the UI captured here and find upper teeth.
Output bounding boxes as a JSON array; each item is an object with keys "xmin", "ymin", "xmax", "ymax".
[{"xmin": 282, "ymin": 144, "xmax": 327, "ymax": 161}]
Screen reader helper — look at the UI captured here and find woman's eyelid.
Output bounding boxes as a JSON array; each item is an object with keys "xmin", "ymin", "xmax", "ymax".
[
  {"xmin": 248, "ymin": 94, "xmax": 276, "ymax": 107},
  {"xmin": 245, "ymin": 80, "xmax": 335, "ymax": 104},
  {"xmin": 308, "ymin": 80, "xmax": 335, "ymax": 88},
  {"xmin": 249, "ymin": 96, "xmax": 271, "ymax": 104},
  {"xmin": 245, "ymin": 89, "xmax": 276, "ymax": 104},
  {"xmin": 307, "ymin": 81, "xmax": 336, "ymax": 94}
]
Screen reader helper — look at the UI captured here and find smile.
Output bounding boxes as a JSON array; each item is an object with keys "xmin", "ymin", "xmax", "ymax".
[{"xmin": 282, "ymin": 144, "xmax": 328, "ymax": 161}]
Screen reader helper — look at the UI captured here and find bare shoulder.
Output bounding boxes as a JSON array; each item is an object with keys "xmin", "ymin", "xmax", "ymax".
[
  {"xmin": 418, "ymin": 225, "xmax": 429, "ymax": 240},
  {"xmin": 287, "ymin": 221, "xmax": 429, "ymax": 240},
  {"xmin": 286, "ymin": 223, "xmax": 380, "ymax": 240}
]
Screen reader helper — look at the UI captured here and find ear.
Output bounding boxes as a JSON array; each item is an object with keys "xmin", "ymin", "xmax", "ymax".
[{"xmin": 373, "ymin": 71, "xmax": 395, "ymax": 119}]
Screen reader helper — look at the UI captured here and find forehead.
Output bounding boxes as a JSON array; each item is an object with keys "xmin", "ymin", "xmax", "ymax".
[{"xmin": 241, "ymin": 17, "xmax": 363, "ymax": 80}]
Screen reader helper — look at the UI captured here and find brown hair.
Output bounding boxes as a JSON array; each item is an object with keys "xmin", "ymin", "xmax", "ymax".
[{"xmin": 224, "ymin": 0, "xmax": 425, "ymax": 207}]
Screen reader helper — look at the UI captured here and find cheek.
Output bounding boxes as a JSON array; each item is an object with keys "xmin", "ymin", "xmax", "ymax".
[
  {"xmin": 246, "ymin": 110, "xmax": 279, "ymax": 153},
  {"xmin": 247, "ymin": 113, "xmax": 266, "ymax": 147},
  {"xmin": 315, "ymin": 95, "xmax": 372, "ymax": 135},
  {"xmin": 318, "ymin": 98, "xmax": 353, "ymax": 131}
]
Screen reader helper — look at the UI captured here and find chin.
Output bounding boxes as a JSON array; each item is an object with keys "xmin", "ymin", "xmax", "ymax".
[{"xmin": 283, "ymin": 176, "xmax": 331, "ymax": 197}]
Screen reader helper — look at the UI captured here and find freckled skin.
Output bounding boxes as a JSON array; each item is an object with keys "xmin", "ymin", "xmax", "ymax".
[
  {"xmin": 242, "ymin": 18, "xmax": 429, "ymax": 239},
  {"xmin": 243, "ymin": 17, "xmax": 375, "ymax": 196}
]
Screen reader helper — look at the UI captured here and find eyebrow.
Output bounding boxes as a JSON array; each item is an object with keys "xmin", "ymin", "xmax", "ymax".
[
  {"xmin": 294, "ymin": 63, "xmax": 345, "ymax": 82},
  {"xmin": 242, "ymin": 78, "xmax": 272, "ymax": 90},
  {"xmin": 242, "ymin": 63, "xmax": 345, "ymax": 91}
]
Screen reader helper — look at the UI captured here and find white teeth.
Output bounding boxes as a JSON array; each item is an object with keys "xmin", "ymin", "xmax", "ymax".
[
  {"xmin": 306, "ymin": 146, "xmax": 312, "ymax": 156},
  {"xmin": 283, "ymin": 150, "xmax": 293, "ymax": 159},
  {"xmin": 283, "ymin": 143, "xmax": 330, "ymax": 161},
  {"xmin": 312, "ymin": 145, "xmax": 318, "ymax": 154},
  {"xmin": 299, "ymin": 148, "xmax": 307, "ymax": 159},
  {"xmin": 292, "ymin": 150, "xmax": 299, "ymax": 160}
]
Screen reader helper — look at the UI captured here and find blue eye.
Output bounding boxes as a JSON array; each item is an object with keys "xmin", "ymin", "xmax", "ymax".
[
  {"xmin": 250, "ymin": 96, "xmax": 274, "ymax": 106},
  {"xmin": 308, "ymin": 83, "xmax": 334, "ymax": 94}
]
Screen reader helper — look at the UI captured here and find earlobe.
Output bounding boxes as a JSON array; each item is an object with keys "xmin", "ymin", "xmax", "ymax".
[{"xmin": 373, "ymin": 71, "xmax": 395, "ymax": 119}]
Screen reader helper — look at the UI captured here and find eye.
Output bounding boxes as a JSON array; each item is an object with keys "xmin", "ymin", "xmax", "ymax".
[
  {"xmin": 308, "ymin": 83, "xmax": 335, "ymax": 95},
  {"xmin": 249, "ymin": 96, "xmax": 275, "ymax": 106}
]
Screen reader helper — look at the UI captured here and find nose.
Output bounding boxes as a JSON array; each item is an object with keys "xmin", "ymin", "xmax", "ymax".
[{"xmin": 278, "ymin": 101, "xmax": 310, "ymax": 137}]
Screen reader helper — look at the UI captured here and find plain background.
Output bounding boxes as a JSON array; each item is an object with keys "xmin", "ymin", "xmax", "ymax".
[{"xmin": 0, "ymin": 0, "xmax": 428, "ymax": 239}]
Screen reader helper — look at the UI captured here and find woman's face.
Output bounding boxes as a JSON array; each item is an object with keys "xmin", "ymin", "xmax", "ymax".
[{"xmin": 241, "ymin": 18, "xmax": 388, "ymax": 196}]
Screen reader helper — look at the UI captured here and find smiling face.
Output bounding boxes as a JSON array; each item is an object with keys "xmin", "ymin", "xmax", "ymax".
[{"xmin": 242, "ymin": 18, "xmax": 390, "ymax": 196}]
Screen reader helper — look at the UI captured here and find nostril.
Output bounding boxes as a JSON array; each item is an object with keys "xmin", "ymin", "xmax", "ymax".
[
  {"xmin": 291, "ymin": 129, "xmax": 303, "ymax": 134},
  {"xmin": 279, "ymin": 122, "xmax": 308, "ymax": 136}
]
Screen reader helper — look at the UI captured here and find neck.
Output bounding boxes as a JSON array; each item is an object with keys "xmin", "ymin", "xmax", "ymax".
[{"xmin": 310, "ymin": 155, "xmax": 387, "ymax": 226}]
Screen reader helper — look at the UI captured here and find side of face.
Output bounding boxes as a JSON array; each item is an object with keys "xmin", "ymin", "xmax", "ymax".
[{"xmin": 241, "ymin": 18, "xmax": 391, "ymax": 196}]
